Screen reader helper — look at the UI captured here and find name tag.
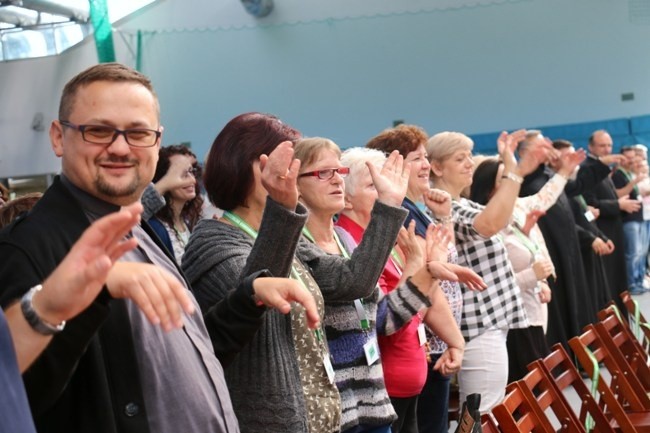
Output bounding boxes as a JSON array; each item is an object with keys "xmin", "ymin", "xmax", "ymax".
[
  {"xmin": 323, "ymin": 353, "xmax": 336, "ymax": 384},
  {"xmin": 418, "ymin": 323, "xmax": 427, "ymax": 347},
  {"xmin": 363, "ymin": 337, "xmax": 380, "ymax": 365},
  {"xmin": 584, "ymin": 210, "xmax": 595, "ymax": 222}
]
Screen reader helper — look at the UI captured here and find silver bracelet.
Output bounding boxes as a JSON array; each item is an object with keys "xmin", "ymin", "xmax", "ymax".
[
  {"xmin": 20, "ymin": 284, "xmax": 66, "ymax": 335},
  {"xmin": 501, "ymin": 172, "xmax": 524, "ymax": 185},
  {"xmin": 435, "ymin": 215, "xmax": 453, "ymax": 225}
]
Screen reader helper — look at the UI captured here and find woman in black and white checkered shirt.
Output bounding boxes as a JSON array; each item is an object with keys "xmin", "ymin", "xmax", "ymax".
[{"xmin": 425, "ymin": 130, "xmax": 550, "ymax": 412}]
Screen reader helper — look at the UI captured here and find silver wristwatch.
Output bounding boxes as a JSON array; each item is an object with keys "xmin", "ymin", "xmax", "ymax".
[{"xmin": 20, "ymin": 284, "xmax": 66, "ymax": 335}]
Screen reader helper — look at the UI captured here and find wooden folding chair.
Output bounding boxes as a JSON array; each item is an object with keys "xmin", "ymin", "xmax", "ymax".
[
  {"xmin": 620, "ymin": 291, "xmax": 650, "ymax": 353},
  {"xmin": 491, "ymin": 381, "xmax": 555, "ymax": 433},
  {"xmin": 517, "ymin": 364, "xmax": 585, "ymax": 433},
  {"xmin": 481, "ymin": 412, "xmax": 501, "ymax": 433},
  {"xmin": 595, "ymin": 310, "xmax": 650, "ymax": 393},
  {"xmin": 597, "ymin": 303, "xmax": 648, "ymax": 364},
  {"xmin": 531, "ymin": 343, "xmax": 614, "ymax": 433},
  {"xmin": 569, "ymin": 328, "xmax": 650, "ymax": 433}
]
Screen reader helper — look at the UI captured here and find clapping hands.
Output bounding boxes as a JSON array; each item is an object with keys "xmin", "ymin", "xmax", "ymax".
[
  {"xmin": 367, "ymin": 150, "xmax": 411, "ymax": 207},
  {"xmin": 260, "ymin": 141, "xmax": 301, "ymax": 210},
  {"xmin": 498, "ymin": 129, "xmax": 551, "ymax": 177}
]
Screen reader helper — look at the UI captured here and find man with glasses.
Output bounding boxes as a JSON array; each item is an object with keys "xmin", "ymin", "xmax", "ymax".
[{"xmin": 0, "ymin": 63, "xmax": 318, "ymax": 433}]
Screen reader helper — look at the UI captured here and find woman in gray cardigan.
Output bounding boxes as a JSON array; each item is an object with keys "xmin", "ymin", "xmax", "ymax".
[{"xmin": 182, "ymin": 112, "xmax": 418, "ymax": 433}]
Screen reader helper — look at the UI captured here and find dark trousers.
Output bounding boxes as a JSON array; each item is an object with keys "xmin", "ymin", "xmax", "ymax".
[
  {"xmin": 343, "ymin": 424, "xmax": 392, "ymax": 433},
  {"xmin": 416, "ymin": 354, "xmax": 450, "ymax": 433},
  {"xmin": 390, "ymin": 395, "xmax": 419, "ymax": 433},
  {"xmin": 506, "ymin": 325, "xmax": 550, "ymax": 383}
]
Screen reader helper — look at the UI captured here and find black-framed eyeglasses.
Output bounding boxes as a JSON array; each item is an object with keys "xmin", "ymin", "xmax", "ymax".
[
  {"xmin": 59, "ymin": 120, "xmax": 161, "ymax": 148},
  {"xmin": 298, "ymin": 167, "xmax": 350, "ymax": 180},
  {"xmin": 182, "ymin": 166, "xmax": 201, "ymax": 179}
]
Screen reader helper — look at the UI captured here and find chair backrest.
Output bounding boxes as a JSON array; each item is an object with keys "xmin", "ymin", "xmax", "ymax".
[
  {"xmin": 594, "ymin": 310, "xmax": 650, "ymax": 393},
  {"xmin": 620, "ymin": 291, "xmax": 650, "ymax": 352},
  {"xmin": 569, "ymin": 327, "xmax": 648, "ymax": 433},
  {"xmin": 531, "ymin": 344, "xmax": 614, "ymax": 433},
  {"xmin": 597, "ymin": 303, "xmax": 648, "ymax": 363},
  {"xmin": 481, "ymin": 413, "xmax": 500, "ymax": 433},
  {"xmin": 518, "ymin": 365, "xmax": 585, "ymax": 433},
  {"xmin": 491, "ymin": 382, "xmax": 555, "ymax": 433}
]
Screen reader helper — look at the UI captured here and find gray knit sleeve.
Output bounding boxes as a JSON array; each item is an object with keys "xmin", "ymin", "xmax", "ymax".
[
  {"xmin": 241, "ymin": 197, "xmax": 308, "ymax": 278},
  {"xmin": 141, "ymin": 183, "xmax": 165, "ymax": 221},
  {"xmin": 377, "ymin": 279, "xmax": 431, "ymax": 336},
  {"xmin": 182, "ymin": 197, "xmax": 307, "ymax": 311},
  {"xmin": 298, "ymin": 201, "xmax": 407, "ymax": 303}
]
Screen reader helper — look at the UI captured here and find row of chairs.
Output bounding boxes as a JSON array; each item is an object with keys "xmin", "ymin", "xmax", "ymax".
[{"xmin": 481, "ymin": 292, "xmax": 650, "ymax": 433}]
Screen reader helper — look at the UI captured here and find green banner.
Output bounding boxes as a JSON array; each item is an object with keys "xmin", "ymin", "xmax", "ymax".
[{"xmin": 89, "ymin": 0, "xmax": 116, "ymax": 63}]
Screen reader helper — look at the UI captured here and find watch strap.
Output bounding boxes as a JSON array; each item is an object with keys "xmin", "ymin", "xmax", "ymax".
[{"xmin": 20, "ymin": 284, "xmax": 66, "ymax": 335}]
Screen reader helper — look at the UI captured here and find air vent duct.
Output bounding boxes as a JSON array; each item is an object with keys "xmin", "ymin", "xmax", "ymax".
[{"xmin": 240, "ymin": 0, "xmax": 273, "ymax": 18}]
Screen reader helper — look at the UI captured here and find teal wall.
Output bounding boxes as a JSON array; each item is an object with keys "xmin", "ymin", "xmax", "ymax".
[
  {"xmin": 121, "ymin": 0, "xmax": 650, "ymax": 160},
  {"xmin": 1, "ymin": 0, "xmax": 649, "ymax": 176}
]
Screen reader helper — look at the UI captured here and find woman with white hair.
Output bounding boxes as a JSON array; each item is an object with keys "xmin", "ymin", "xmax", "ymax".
[{"xmin": 425, "ymin": 130, "xmax": 548, "ymax": 412}]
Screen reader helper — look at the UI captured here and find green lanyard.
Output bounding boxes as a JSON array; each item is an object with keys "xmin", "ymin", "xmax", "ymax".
[
  {"xmin": 511, "ymin": 224, "xmax": 541, "ymax": 258},
  {"xmin": 223, "ymin": 211, "xmax": 324, "ymax": 334},
  {"xmin": 302, "ymin": 227, "xmax": 351, "ymax": 260},
  {"xmin": 302, "ymin": 226, "xmax": 370, "ymax": 331},
  {"xmin": 630, "ymin": 298, "xmax": 650, "ymax": 349},
  {"xmin": 222, "ymin": 211, "xmax": 258, "ymax": 239},
  {"xmin": 390, "ymin": 247, "xmax": 404, "ymax": 269},
  {"xmin": 583, "ymin": 346, "xmax": 600, "ymax": 432},
  {"xmin": 575, "ymin": 195, "xmax": 589, "ymax": 212},
  {"xmin": 619, "ymin": 168, "xmax": 639, "ymax": 195},
  {"xmin": 606, "ymin": 304, "xmax": 623, "ymax": 323}
]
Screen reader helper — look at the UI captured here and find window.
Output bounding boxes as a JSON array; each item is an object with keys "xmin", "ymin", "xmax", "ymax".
[{"xmin": 0, "ymin": 0, "xmax": 157, "ymax": 62}]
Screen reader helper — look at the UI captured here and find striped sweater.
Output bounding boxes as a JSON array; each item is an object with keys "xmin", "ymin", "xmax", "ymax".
[{"xmin": 320, "ymin": 226, "xmax": 432, "ymax": 432}]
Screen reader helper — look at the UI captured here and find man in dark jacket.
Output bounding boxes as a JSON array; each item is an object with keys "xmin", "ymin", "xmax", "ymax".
[
  {"xmin": 519, "ymin": 131, "xmax": 612, "ymax": 350},
  {"xmin": 582, "ymin": 130, "xmax": 641, "ymax": 303},
  {"xmin": 0, "ymin": 63, "xmax": 316, "ymax": 433},
  {"xmin": 1, "ymin": 206, "xmax": 141, "ymax": 433}
]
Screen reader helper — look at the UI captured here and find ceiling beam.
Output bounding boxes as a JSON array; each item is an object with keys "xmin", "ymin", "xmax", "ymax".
[
  {"xmin": 0, "ymin": 5, "xmax": 38, "ymax": 27},
  {"xmin": 20, "ymin": 0, "xmax": 89, "ymax": 22}
]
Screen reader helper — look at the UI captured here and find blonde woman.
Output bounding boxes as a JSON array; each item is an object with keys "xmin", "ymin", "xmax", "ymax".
[{"xmin": 425, "ymin": 130, "xmax": 548, "ymax": 411}]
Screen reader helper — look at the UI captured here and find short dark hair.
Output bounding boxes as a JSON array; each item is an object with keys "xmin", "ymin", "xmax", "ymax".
[
  {"xmin": 620, "ymin": 145, "xmax": 636, "ymax": 153},
  {"xmin": 366, "ymin": 124, "xmax": 428, "ymax": 157},
  {"xmin": 152, "ymin": 145, "xmax": 204, "ymax": 231},
  {"xmin": 59, "ymin": 63, "xmax": 159, "ymax": 121},
  {"xmin": 516, "ymin": 130, "xmax": 542, "ymax": 155},
  {"xmin": 552, "ymin": 139, "xmax": 573, "ymax": 150},
  {"xmin": 203, "ymin": 112, "xmax": 301, "ymax": 210},
  {"xmin": 469, "ymin": 158, "xmax": 500, "ymax": 206}
]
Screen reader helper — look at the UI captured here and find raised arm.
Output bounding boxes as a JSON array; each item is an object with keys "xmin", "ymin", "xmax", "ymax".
[
  {"xmin": 298, "ymin": 151, "xmax": 410, "ymax": 302},
  {"xmin": 473, "ymin": 130, "xmax": 549, "ymax": 237},
  {"xmin": 141, "ymin": 155, "xmax": 195, "ymax": 220},
  {"xmin": 183, "ymin": 142, "xmax": 308, "ymax": 311},
  {"xmin": 517, "ymin": 149, "xmax": 586, "ymax": 214},
  {"xmin": 242, "ymin": 141, "xmax": 306, "ymax": 276},
  {"xmin": 299, "ymin": 201, "xmax": 407, "ymax": 302}
]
